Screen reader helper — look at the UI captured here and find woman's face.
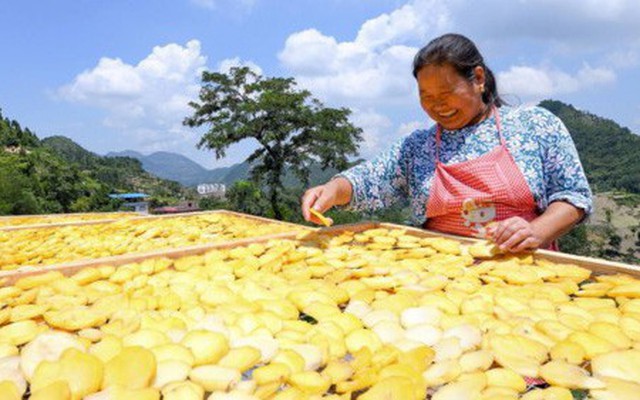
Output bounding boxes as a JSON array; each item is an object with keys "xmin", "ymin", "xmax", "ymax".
[{"xmin": 416, "ymin": 63, "xmax": 486, "ymax": 130}]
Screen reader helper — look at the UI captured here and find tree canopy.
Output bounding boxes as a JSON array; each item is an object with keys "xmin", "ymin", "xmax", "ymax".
[{"xmin": 184, "ymin": 66, "xmax": 363, "ymax": 219}]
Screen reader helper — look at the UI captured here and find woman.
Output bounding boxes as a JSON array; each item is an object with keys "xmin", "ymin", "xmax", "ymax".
[{"xmin": 301, "ymin": 33, "xmax": 592, "ymax": 252}]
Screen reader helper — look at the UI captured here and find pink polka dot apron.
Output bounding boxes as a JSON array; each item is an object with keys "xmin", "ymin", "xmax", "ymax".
[{"xmin": 424, "ymin": 108, "xmax": 558, "ymax": 251}]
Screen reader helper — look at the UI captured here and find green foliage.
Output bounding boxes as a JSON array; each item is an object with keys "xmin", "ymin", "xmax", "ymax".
[
  {"xmin": 0, "ymin": 111, "xmax": 189, "ymax": 216},
  {"xmin": 558, "ymin": 224, "xmax": 591, "ymax": 256},
  {"xmin": 41, "ymin": 136, "xmax": 152, "ymax": 190},
  {"xmin": 198, "ymin": 196, "xmax": 228, "ymax": 211},
  {"xmin": 0, "ymin": 109, "xmax": 39, "ymax": 148},
  {"xmin": 225, "ymin": 180, "xmax": 270, "ymax": 217},
  {"xmin": 0, "ymin": 161, "xmax": 40, "ymax": 215},
  {"xmin": 540, "ymin": 100, "xmax": 640, "ymax": 194},
  {"xmin": 540, "ymin": 101, "xmax": 640, "ymax": 264},
  {"xmin": 185, "ymin": 66, "xmax": 363, "ymax": 220}
]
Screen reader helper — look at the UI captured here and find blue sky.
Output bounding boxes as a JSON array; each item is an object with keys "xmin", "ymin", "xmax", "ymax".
[{"xmin": 2, "ymin": 0, "xmax": 639, "ymax": 169}]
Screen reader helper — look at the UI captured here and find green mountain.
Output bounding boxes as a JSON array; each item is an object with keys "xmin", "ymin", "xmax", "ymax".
[
  {"xmin": 110, "ymin": 150, "xmax": 339, "ymax": 188},
  {"xmin": 41, "ymin": 136, "xmax": 184, "ymax": 196},
  {"xmin": 539, "ymin": 100, "xmax": 640, "ymax": 264},
  {"xmin": 0, "ymin": 112, "xmax": 187, "ymax": 215},
  {"xmin": 107, "ymin": 150, "xmax": 211, "ymax": 186},
  {"xmin": 540, "ymin": 100, "xmax": 640, "ymax": 193}
]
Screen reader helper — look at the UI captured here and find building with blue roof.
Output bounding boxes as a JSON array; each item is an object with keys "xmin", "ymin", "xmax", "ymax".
[{"xmin": 108, "ymin": 193, "xmax": 149, "ymax": 213}]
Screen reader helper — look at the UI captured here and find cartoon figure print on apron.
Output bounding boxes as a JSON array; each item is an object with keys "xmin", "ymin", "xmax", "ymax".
[{"xmin": 425, "ymin": 107, "xmax": 544, "ymax": 245}]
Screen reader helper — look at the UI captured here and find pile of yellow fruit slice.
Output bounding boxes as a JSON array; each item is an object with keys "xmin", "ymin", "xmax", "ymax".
[
  {"xmin": 1, "ymin": 226, "xmax": 640, "ymax": 399},
  {"xmin": 0, "ymin": 212, "xmax": 135, "ymax": 228},
  {"xmin": 0, "ymin": 213, "xmax": 308, "ymax": 271}
]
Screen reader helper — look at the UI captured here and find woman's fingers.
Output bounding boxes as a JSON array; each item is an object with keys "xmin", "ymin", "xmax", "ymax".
[
  {"xmin": 491, "ymin": 217, "xmax": 523, "ymax": 245},
  {"xmin": 499, "ymin": 227, "xmax": 530, "ymax": 252},
  {"xmin": 301, "ymin": 188, "xmax": 321, "ymax": 222},
  {"xmin": 302, "ymin": 185, "xmax": 336, "ymax": 225},
  {"xmin": 489, "ymin": 217, "xmax": 542, "ymax": 252},
  {"xmin": 512, "ymin": 237, "xmax": 539, "ymax": 253}
]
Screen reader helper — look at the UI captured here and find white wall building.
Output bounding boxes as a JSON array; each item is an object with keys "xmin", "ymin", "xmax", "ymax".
[{"xmin": 197, "ymin": 183, "xmax": 226, "ymax": 199}]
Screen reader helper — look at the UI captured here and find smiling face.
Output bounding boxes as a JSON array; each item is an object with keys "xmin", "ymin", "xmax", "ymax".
[{"xmin": 417, "ymin": 63, "xmax": 486, "ymax": 130}]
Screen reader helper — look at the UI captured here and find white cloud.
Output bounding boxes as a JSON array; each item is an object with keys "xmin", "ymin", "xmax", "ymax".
[
  {"xmin": 279, "ymin": 0, "xmax": 451, "ymax": 108},
  {"xmin": 498, "ymin": 64, "xmax": 616, "ymax": 99},
  {"xmin": 349, "ymin": 109, "xmax": 393, "ymax": 156},
  {"xmin": 354, "ymin": 0, "xmax": 449, "ymax": 49},
  {"xmin": 348, "ymin": 113, "xmax": 431, "ymax": 158},
  {"xmin": 60, "ymin": 58, "xmax": 143, "ymax": 102},
  {"xmin": 60, "ymin": 40, "xmax": 206, "ymax": 112},
  {"xmin": 396, "ymin": 120, "xmax": 429, "ymax": 138},
  {"xmin": 57, "ymin": 40, "xmax": 268, "ymax": 166},
  {"xmin": 58, "ymin": 40, "xmax": 208, "ymax": 154},
  {"xmin": 281, "ymin": 32, "xmax": 418, "ymax": 105},
  {"xmin": 576, "ymin": 64, "xmax": 616, "ymax": 85}
]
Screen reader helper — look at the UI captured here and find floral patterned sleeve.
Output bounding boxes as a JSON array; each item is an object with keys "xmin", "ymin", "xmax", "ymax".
[
  {"xmin": 336, "ymin": 138, "xmax": 410, "ymax": 212},
  {"xmin": 534, "ymin": 108, "xmax": 594, "ymax": 218}
]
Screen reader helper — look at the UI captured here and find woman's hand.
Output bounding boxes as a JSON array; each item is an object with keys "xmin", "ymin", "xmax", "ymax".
[
  {"xmin": 486, "ymin": 202, "xmax": 585, "ymax": 253},
  {"xmin": 301, "ymin": 178, "xmax": 352, "ymax": 226},
  {"xmin": 301, "ymin": 185, "xmax": 335, "ymax": 226},
  {"xmin": 486, "ymin": 216, "xmax": 545, "ymax": 252}
]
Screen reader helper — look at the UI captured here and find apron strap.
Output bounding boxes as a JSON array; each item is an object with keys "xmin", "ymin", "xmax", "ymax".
[{"xmin": 434, "ymin": 106, "xmax": 503, "ymax": 164}]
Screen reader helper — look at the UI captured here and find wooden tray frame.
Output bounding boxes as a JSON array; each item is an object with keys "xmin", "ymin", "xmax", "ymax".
[
  {"xmin": 0, "ymin": 210, "xmax": 314, "ymax": 281},
  {"xmin": 0, "ymin": 209, "xmax": 307, "ymax": 232},
  {"xmin": 0, "ymin": 211, "xmax": 138, "ymax": 221},
  {"xmin": 0, "ymin": 230, "xmax": 307, "ymax": 286},
  {"xmin": 378, "ymin": 222, "xmax": 640, "ymax": 276},
  {"xmin": 0, "ymin": 211, "xmax": 140, "ymax": 231},
  {"xmin": 287, "ymin": 221, "xmax": 640, "ymax": 276},
  {"xmin": 2, "ymin": 219, "xmax": 638, "ymax": 286}
]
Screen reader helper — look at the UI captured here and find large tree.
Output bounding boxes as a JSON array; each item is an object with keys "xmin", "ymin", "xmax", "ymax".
[{"xmin": 184, "ymin": 67, "xmax": 363, "ymax": 219}]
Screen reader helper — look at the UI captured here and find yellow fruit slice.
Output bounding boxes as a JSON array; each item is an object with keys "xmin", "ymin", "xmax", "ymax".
[
  {"xmin": 591, "ymin": 349, "xmax": 640, "ymax": 383},
  {"xmin": 520, "ymin": 387, "xmax": 573, "ymax": 400},
  {"xmin": 539, "ymin": 360, "xmax": 605, "ymax": 389},
  {"xmin": 218, "ymin": 346, "xmax": 262, "ymax": 372},
  {"xmin": 189, "ymin": 365, "xmax": 241, "ymax": 391},
  {"xmin": 20, "ymin": 331, "xmax": 85, "ymax": 380},
  {"xmin": 103, "ymin": 346, "xmax": 156, "ymax": 390},
  {"xmin": 253, "ymin": 362, "xmax": 291, "ymax": 385},
  {"xmin": 359, "ymin": 376, "xmax": 415, "ymax": 400},
  {"xmin": 31, "ymin": 348, "xmax": 103, "ymax": 400},
  {"xmin": 161, "ymin": 381, "xmax": 204, "ymax": 400},
  {"xmin": 180, "ymin": 330, "xmax": 228, "ymax": 365},
  {"xmin": 0, "ymin": 319, "xmax": 42, "ymax": 345},
  {"xmin": 0, "ymin": 381, "xmax": 21, "ymax": 400},
  {"xmin": 30, "ymin": 380, "xmax": 71, "ymax": 400},
  {"xmin": 287, "ymin": 370, "xmax": 331, "ymax": 394},
  {"xmin": 310, "ymin": 208, "xmax": 333, "ymax": 227}
]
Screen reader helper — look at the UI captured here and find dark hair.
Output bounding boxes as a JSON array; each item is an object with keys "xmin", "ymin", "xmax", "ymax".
[{"xmin": 412, "ymin": 33, "xmax": 505, "ymax": 107}]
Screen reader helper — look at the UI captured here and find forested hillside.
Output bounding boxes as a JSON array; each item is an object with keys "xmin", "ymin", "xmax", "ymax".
[
  {"xmin": 539, "ymin": 100, "xmax": 640, "ymax": 264},
  {"xmin": 0, "ymin": 111, "xmax": 187, "ymax": 215},
  {"xmin": 540, "ymin": 100, "xmax": 640, "ymax": 193}
]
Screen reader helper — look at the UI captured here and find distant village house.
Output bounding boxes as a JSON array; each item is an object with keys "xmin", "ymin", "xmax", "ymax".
[
  {"xmin": 197, "ymin": 183, "xmax": 226, "ymax": 199},
  {"xmin": 108, "ymin": 193, "xmax": 149, "ymax": 214}
]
